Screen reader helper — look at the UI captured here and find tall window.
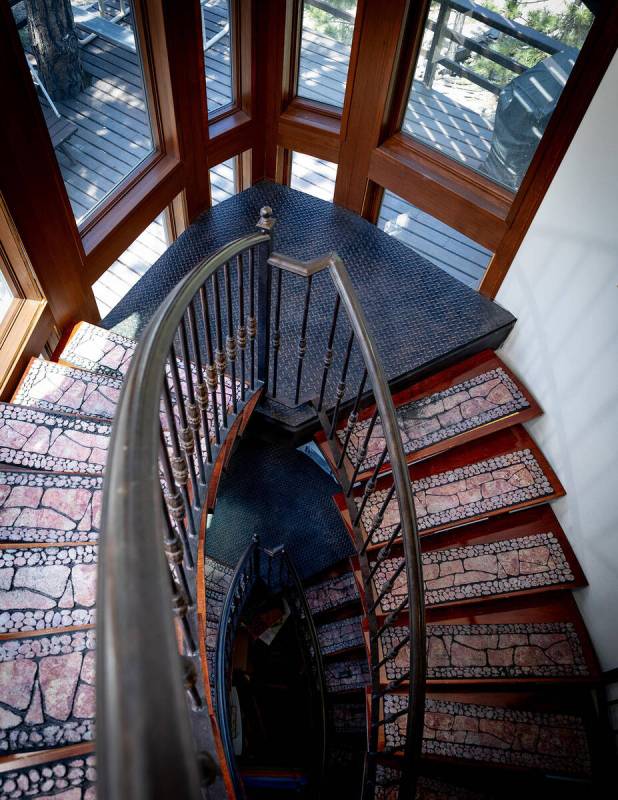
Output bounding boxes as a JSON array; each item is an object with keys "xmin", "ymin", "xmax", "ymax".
[
  {"xmin": 12, "ymin": 0, "xmax": 155, "ymax": 224},
  {"xmin": 297, "ymin": 0, "xmax": 357, "ymax": 109},
  {"xmin": 290, "ymin": 153, "xmax": 336, "ymax": 202},
  {"xmin": 0, "ymin": 273, "xmax": 13, "ymax": 327},
  {"xmin": 210, "ymin": 158, "xmax": 237, "ymax": 205},
  {"xmin": 202, "ymin": 0, "xmax": 234, "ymax": 117},
  {"xmin": 402, "ymin": 0, "xmax": 595, "ymax": 191}
]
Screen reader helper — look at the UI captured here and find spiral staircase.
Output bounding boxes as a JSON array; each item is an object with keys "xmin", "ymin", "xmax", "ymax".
[{"xmin": 0, "ymin": 186, "xmax": 607, "ymax": 800}]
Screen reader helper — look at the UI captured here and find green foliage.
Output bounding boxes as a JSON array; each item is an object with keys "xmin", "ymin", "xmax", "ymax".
[
  {"xmin": 303, "ymin": 0, "xmax": 357, "ymax": 46},
  {"xmin": 448, "ymin": 0, "xmax": 594, "ymax": 88}
]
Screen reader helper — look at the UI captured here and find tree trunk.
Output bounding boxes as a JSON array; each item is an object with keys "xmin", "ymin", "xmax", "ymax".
[{"xmin": 25, "ymin": 0, "xmax": 84, "ymax": 100}]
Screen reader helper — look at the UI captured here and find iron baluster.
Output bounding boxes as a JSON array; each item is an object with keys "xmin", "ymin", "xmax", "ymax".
[
  {"xmin": 347, "ymin": 410, "xmax": 380, "ymax": 493},
  {"xmin": 318, "ymin": 293, "xmax": 340, "ymax": 411},
  {"xmin": 337, "ymin": 369, "xmax": 368, "ymax": 468},
  {"xmin": 166, "ymin": 347, "xmax": 201, "ymax": 504},
  {"xmin": 223, "ymin": 260, "xmax": 238, "ymax": 415},
  {"xmin": 159, "ymin": 436, "xmax": 194, "ymax": 565},
  {"xmin": 367, "ymin": 558, "xmax": 407, "ymax": 616},
  {"xmin": 199, "ymin": 284, "xmax": 221, "ymax": 446},
  {"xmin": 248, "ymin": 247, "xmax": 256, "ymax": 390},
  {"xmin": 256, "ymin": 207, "xmax": 275, "ymax": 390},
  {"xmin": 328, "ymin": 330, "xmax": 355, "ymax": 439},
  {"xmin": 211, "ymin": 271, "xmax": 228, "ymax": 429},
  {"xmin": 374, "ymin": 597, "xmax": 410, "ymax": 639},
  {"xmin": 352, "ymin": 445, "xmax": 389, "ymax": 522},
  {"xmin": 186, "ymin": 299, "xmax": 213, "ymax": 465},
  {"xmin": 373, "ymin": 632, "xmax": 411, "ymax": 674},
  {"xmin": 271, "ymin": 268, "xmax": 283, "ymax": 398},
  {"xmin": 294, "ymin": 274, "xmax": 313, "ymax": 405},
  {"xmin": 365, "ymin": 524, "xmax": 402, "ymax": 584},
  {"xmin": 178, "ymin": 317, "xmax": 207, "ymax": 485},
  {"xmin": 236, "ymin": 254, "xmax": 246, "ymax": 401},
  {"xmin": 169, "ymin": 569, "xmax": 196, "ymax": 655},
  {"xmin": 180, "ymin": 656, "xmax": 202, "ymax": 710},
  {"xmin": 161, "ymin": 386, "xmax": 199, "ymax": 537},
  {"xmin": 359, "ymin": 486, "xmax": 396, "ymax": 554}
]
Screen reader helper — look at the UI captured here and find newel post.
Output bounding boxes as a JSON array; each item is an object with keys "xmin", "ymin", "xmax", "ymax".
[{"xmin": 256, "ymin": 206, "xmax": 276, "ymax": 391}]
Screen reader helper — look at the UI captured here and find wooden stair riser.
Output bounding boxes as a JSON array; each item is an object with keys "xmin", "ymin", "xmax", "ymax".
[
  {"xmin": 318, "ymin": 350, "xmax": 541, "ymax": 483},
  {"xmin": 0, "ymin": 630, "xmax": 95, "ymax": 755},
  {"xmin": 337, "ymin": 427, "xmax": 565, "ymax": 547}
]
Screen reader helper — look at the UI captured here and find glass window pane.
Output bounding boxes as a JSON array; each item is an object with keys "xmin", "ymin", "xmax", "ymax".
[
  {"xmin": 210, "ymin": 158, "xmax": 237, "ymax": 206},
  {"xmin": 378, "ymin": 190, "xmax": 492, "ymax": 289},
  {"xmin": 290, "ymin": 153, "xmax": 336, "ymax": 202},
  {"xmin": 402, "ymin": 0, "xmax": 595, "ymax": 191},
  {"xmin": 12, "ymin": 0, "xmax": 155, "ymax": 225},
  {"xmin": 93, "ymin": 213, "xmax": 169, "ymax": 317},
  {"xmin": 0, "ymin": 273, "xmax": 15, "ymax": 324},
  {"xmin": 297, "ymin": 0, "xmax": 357, "ymax": 109},
  {"xmin": 202, "ymin": 0, "xmax": 234, "ymax": 117}
]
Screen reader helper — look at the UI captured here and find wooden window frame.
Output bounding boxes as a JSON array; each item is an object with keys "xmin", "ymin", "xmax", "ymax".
[{"xmin": 267, "ymin": 0, "xmax": 618, "ymax": 299}]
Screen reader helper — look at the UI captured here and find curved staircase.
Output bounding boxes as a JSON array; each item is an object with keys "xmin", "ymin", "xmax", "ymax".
[{"xmin": 0, "ymin": 201, "xmax": 606, "ymax": 800}]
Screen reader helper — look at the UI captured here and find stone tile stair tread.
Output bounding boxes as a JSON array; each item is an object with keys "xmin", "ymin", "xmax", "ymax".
[
  {"xmin": 0, "ymin": 470, "xmax": 101, "ymax": 544},
  {"xmin": 378, "ymin": 691, "xmax": 593, "ymax": 778},
  {"xmin": 56, "ymin": 321, "xmax": 135, "ymax": 378},
  {"xmin": 0, "ymin": 404, "xmax": 110, "ymax": 475},
  {"xmin": 374, "ymin": 767, "xmax": 494, "ymax": 800},
  {"xmin": 0, "ymin": 630, "xmax": 95, "ymax": 755},
  {"xmin": 321, "ymin": 350, "xmax": 540, "ymax": 480},
  {"xmin": 12, "ymin": 358, "xmax": 123, "ymax": 421},
  {"xmin": 338, "ymin": 426, "xmax": 564, "ymax": 544},
  {"xmin": 377, "ymin": 594, "xmax": 597, "ymax": 684},
  {"xmin": 325, "ymin": 656, "xmax": 369, "ymax": 693},
  {"xmin": 15, "ymin": 355, "xmax": 245, "ymax": 436},
  {"xmin": 0, "ymin": 544, "xmax": 97, "ymax": 634},
  {"xmin": 316, "ymin": 615, "xmax": 364, "ymax": 656},
  {"xmin": 359, "ymin": 507, "xmax": 584, "ymax": 617},
  {"xmin": 329, "ymin": 702, "xmax": 367, "ymax": 736},
  {"xmin": 0, "ymin": 745, "xmax": 96, "ymax": 797},
  {"xmin": 305, "ymin": 570, "xmax": 359, "ymax": 616}
]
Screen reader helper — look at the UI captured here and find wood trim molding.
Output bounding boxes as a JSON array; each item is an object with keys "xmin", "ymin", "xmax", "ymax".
[
  {"xmin": 369, "ymin": 134, "xmax": 509, "ymax": 251},
  {"xmin": 333, "ymin": 0, "xmax": 408, "ymax": 212},
  {"xmin": 277, "ymin": 101, "xmax": 341, "ymax": 163}
]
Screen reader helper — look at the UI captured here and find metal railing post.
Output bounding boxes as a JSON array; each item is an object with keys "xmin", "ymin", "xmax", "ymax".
[{"xmin": 256, "ymin": 206, "xmax": 276, "ymax": 391}]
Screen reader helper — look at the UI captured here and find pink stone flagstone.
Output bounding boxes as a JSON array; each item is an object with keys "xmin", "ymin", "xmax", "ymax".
[
  {"xmin": 0, "ymin": 659, "xmax": 37, "ymax": 709},
  {"xmin": 72, "ymin": 564, "xmax": 96, "ymax": 607},
  {"xmin": 73, "ymin": 683, "xmax": 95, "ymax": 719},
  {"xmin": 14, "ymin": 565, "xmax": 71, "ymax": 598},
  {"xmin": 5, "ymin": 486, "xmax": 43, "ymax": 508},
  {"xmin": 0, "ymin": 589, "xmax": 56, "ymax": 610},
  {"xmin": 39, "ymin": 652, "xmax": 82, "ymax": 721}
]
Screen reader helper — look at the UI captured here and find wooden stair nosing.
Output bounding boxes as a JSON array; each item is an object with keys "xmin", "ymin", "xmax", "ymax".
[{"xmin": 316, "ymin": 349, "xmax": 542, "ymax": 483}]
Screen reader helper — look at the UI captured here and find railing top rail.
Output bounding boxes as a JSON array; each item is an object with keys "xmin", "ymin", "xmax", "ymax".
[{"xmin": 97, "ymin": 231, "xmax": 268, "ymax": 800}]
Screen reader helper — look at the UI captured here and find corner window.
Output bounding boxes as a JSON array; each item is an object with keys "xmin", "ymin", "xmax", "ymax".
[{"xmin": 290, "ymin": 153, "xmax": 337, "ymax": 202}]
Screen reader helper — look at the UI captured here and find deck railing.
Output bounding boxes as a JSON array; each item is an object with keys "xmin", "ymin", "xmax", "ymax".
[
  {"xmin": 424, "ymin": 0, "xmax": 573, "ymax": 94},
  {"xmin": 98, "ymin": 207, "xmax": 425, "ymax": 800}
]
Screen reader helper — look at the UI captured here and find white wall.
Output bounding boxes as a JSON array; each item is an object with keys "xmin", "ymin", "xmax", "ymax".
[{"xmin": 496, "ymin": 52, "xmax": 618, "ymax": 671}]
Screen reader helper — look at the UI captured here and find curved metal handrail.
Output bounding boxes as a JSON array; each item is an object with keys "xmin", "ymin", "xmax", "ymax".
[
  {"xmin": 328, "ymin": 255, "xmax": 426, "ymax": 796},
  {"xmin": 97, "ymin": 232, "xmax": 269, "ymax": 800}
]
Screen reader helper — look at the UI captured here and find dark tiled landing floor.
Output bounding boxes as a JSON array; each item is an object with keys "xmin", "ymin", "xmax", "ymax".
[
  {"xmin": 101, "ymin": 182, "xmax": 515, "ymax": 428},
  {"xmin": 205, "ymin": 437, "xmax": 353, "ymax": 580}
]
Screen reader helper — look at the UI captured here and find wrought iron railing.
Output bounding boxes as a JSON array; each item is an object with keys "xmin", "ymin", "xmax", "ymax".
[
  {"xmin": 216, "ymin": 539, "xmax": 327, "ymax": 797},
  {"xmin": 424, "ymin": 0, "xmax": 574, "ymax": 95},
  {"xmin": 98, "ymin": 206, "xmax": 425, "ymax": 800}
]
